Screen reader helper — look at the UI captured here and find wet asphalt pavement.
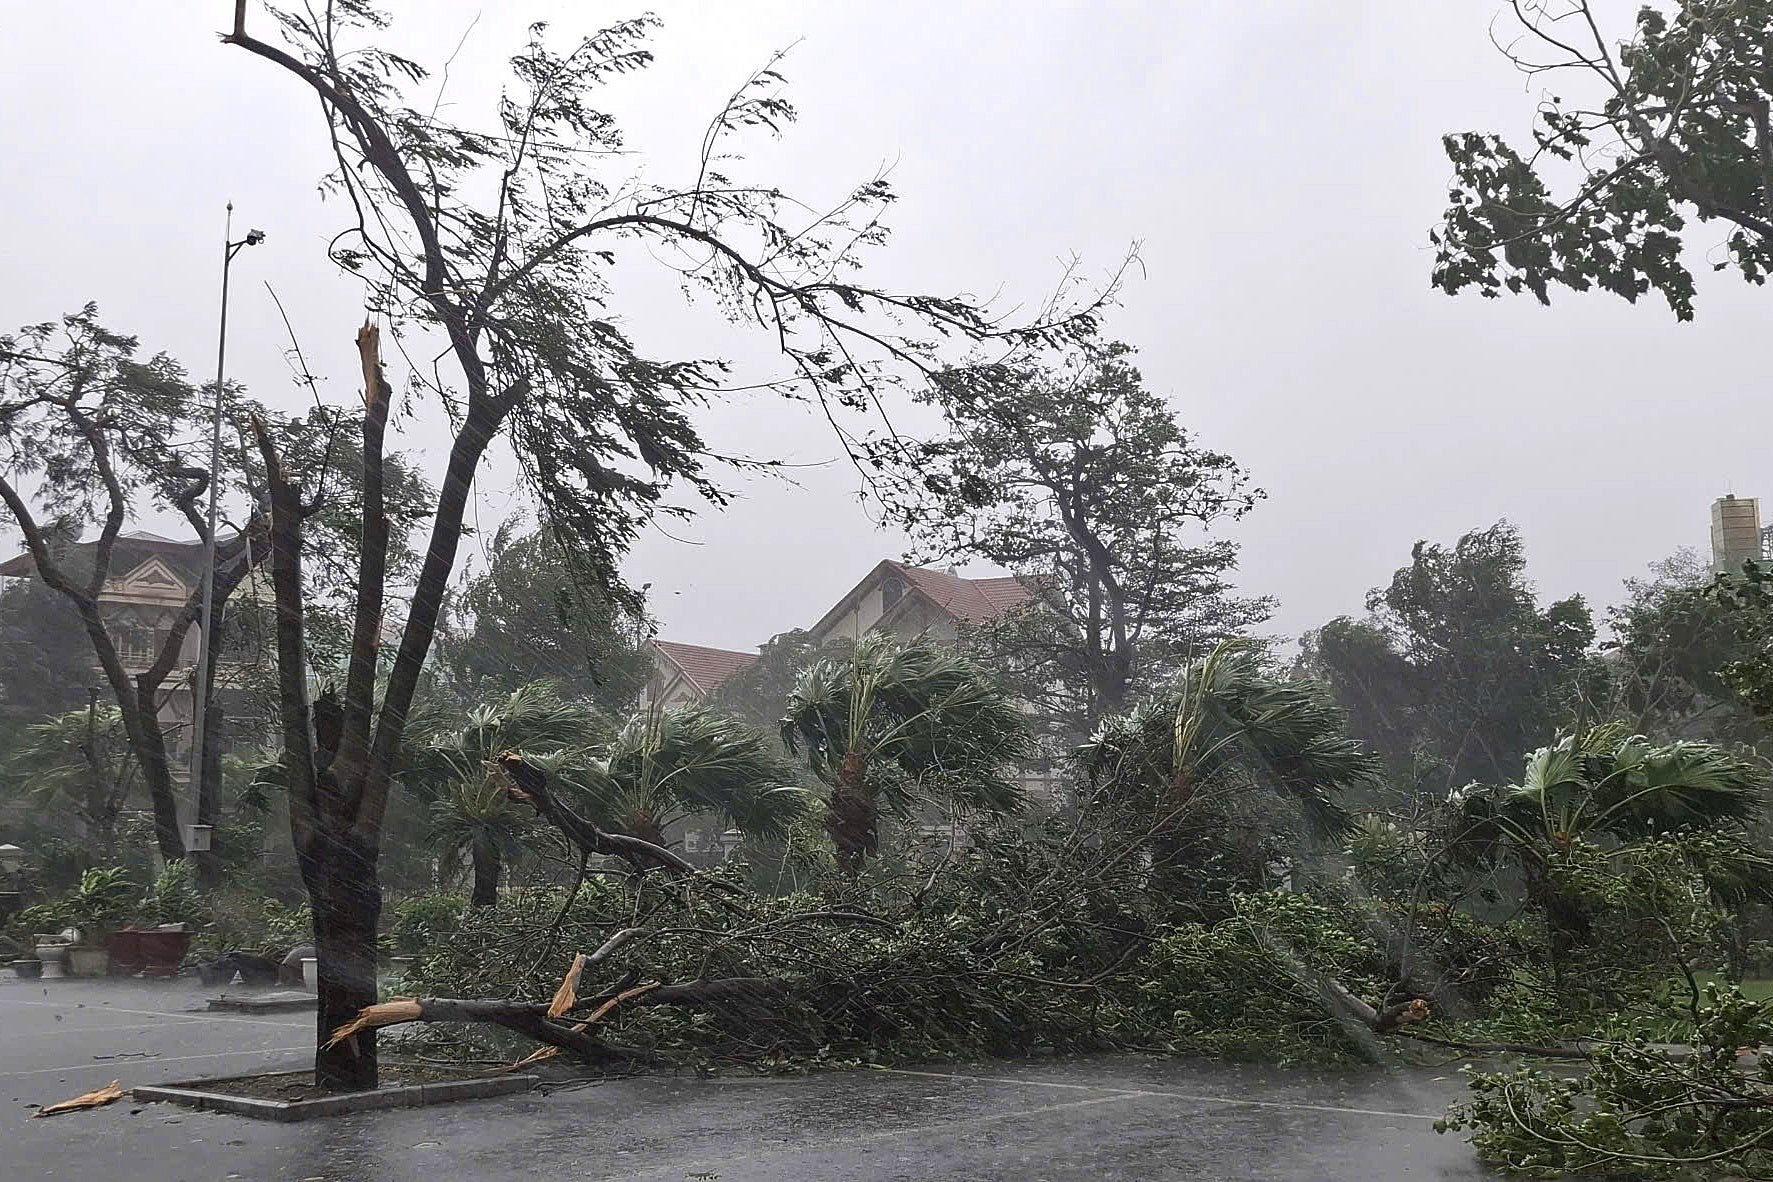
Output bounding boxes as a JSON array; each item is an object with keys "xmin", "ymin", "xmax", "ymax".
[{"xmin": 0, "ymin": 976, "xmax": 1495, "ymax": 1180}]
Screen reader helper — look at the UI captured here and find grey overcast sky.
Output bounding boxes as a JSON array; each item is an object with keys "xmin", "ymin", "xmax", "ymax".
[{"xmin": 0, "ymin": 2, "xmax": 1760, "ymax": 652}]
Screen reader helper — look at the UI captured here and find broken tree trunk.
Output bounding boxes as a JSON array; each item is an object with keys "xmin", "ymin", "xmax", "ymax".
[
  {"xmin": 254, "ymin": 417, "xmax": 384, "ymax": 1093},
  {"xmin": 495, "ymin": 754, "xmax": 708, "ymax": 878},
  {"xmin": 328, "ymin": 975, "xmax": 805, "ymax": 1065},
  {"xmin": 1318, "ymin": 975, "xmax": 1431, "ymax": 1034}
]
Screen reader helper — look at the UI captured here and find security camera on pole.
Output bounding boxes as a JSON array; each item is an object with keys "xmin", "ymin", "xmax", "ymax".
[{"xmin": 188, "ymin": 203, "xmax": 263, "ymax": 885}]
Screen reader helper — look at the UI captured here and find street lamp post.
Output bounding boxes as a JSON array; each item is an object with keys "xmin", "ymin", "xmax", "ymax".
[{"xmin": 188, "ymin": 204, "xmax": 264, "ymax": 862}]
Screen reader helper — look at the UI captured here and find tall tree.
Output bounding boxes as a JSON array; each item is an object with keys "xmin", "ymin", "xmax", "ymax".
[
  {"xmin": 1304, "ymin": 523, "xmax": 1597, "ymax": 795},
  {"xmin": 225, "ymin": 2, "xmax": 1104, "ymax": 1090},
  {"xmin": 0, "ymin": 308, "xmax": 255, "ymax": 867},
  {"xmin": 1607, "ymin": 549, "xmax": 1762, "ymax": 744},
  {"xmin": 1433, "ymin": 0, "xmax": 1773, "ymax": 320},
  {"xmin": 432, "ymin": 521, "xmax": 648, "ymax": 713},
  {"xmin": 891, "ymin": 338, "xmax": 1268, "ymax": 738}
]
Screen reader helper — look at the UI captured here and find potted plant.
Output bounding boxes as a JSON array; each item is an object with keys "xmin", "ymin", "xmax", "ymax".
[
  {"xmin": 130, "ymin": 860, "xmax": 204, "ymax": 976},
  {"xmin": 65, "ymin": 867, "xmax": 138, "ymax": 976}
]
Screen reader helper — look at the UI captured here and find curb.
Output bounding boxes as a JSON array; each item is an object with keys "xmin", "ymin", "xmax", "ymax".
[{"xmin": 132, "ymin": 1070, "xmax": 538, "ymax": 1121}]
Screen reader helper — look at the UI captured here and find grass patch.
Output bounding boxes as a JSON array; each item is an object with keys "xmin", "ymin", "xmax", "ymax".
[{"xmin": 1694, "ymin": 973, "xmax": 1773, "ymax": 1003}]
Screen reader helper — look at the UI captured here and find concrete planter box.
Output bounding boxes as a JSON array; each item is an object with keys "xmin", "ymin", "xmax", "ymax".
[
  {"xmin": 67, "ymin": 946, "xmax": 109, "ymax": 977},
  {"xmin": 133, "ymin": 1069, "xmax": 538, "ymax": 1122}
]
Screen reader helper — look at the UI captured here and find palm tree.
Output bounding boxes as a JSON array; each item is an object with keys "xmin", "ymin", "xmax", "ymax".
[
  {"xmin": 404, "ymin": 681, "xmax": 603, "ymax": 905},
  {"xmin": 430, "ymin": 777, "xmax": 531, "ymax": 906},
  {"xmin": 1445, "ymin": 725, "xmax": 1770, "ymax": 967},
  {"xmin": 563, "ymin": 703, "xmax": 804, "ymax": 851},
  {"xmin": 781, "ymin": 632, "xmax": 1034, "ymax": 875},
  {"xmin": 1078, "ymin": 640, "xmax": 1379, "ymax": 892}
]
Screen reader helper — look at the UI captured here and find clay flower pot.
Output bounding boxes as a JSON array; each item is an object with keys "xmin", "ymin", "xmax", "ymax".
[
  {"xmin": 107, "ymin": 929, "xmax": 147, "ymax": 976},
  {"xmin": 137, "ymin": 928, "xmax": 192, "ymax": 977}
]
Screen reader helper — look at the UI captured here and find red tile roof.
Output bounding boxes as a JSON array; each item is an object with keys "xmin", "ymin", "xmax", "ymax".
[
  {"xmin": 889, "ymin": 562, "xmax": 1033, "ymax": 625},
  {"xmin": 652, "ymin": 640, "xmax": 758, "ymax": 694}
]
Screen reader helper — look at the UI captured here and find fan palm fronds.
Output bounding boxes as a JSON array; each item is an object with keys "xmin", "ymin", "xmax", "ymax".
[
  {"xmin": 1484, "ymin": 729, "xmax": 1767, "ymax": 856},
  {"xmin": 781, "ymin": 631, "xmax": 1035, "ymax": 872},
  {"xmin": 566, "ymin": 703, "xmax": 805, "ymax": 846},
  {"xmin": 1080, "ymin": 640, "xmax": 1378, "ymax": 842}
]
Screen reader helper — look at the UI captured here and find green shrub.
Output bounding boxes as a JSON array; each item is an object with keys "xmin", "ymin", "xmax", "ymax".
[
  {"xmin": 386, "ymin": 894, "xmax": 465, "ymax": 956},
  {"xmin": 67, "ymin": 866, "xmax": 139, "ymax": 935},
  {"xmin": 139, "ymin": 859, "xmax": 211, "ymax": 928},
  {"xmin": 1441, "ymin": 984, "xmax": 1773, "ymax": 1179},
  {"xmin": 5, "ymin": 899, "xmax": 73, "ymax": 944}
]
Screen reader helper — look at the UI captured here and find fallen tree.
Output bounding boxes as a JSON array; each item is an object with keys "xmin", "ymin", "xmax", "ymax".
[
  {"xmin": 331, "ymin": 754, "xmax": 1586, "ymax": 1073},
  {"xmin": 221, "ymin": 0, "xmax": 1113, "ymax": 1091}
]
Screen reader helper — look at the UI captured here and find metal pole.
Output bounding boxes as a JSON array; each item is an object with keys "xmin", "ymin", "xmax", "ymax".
[{"xmin": 188, "ymin": 205, "xmax": 234, "ymax": 806}]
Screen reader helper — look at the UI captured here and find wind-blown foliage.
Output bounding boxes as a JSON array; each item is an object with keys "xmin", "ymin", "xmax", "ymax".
[
  {"xmin": 1, "ymin": 705, "xmax": 137, "ymax": 860},
  {"xmin": 404, "ymin": 681, "xmax": 603, "ymax": 905},
  {"xmin": 1081, "ymin": 641, "xmax": 1379, "ymax": 901},
  {"xmin": 1448, "ymin": 725, "xmax": 1766, "ymax": 862},
  {"xmin": 563, "ymin": 704, "xmax": 804, "ymax": 849},
  {"xmin": 782, "ymin": 632, "xmax": 1035, "ymax": 873},
  {"xmin": 1303, "ymin": 522, "xmax": 1598, "ymax": 795},
  {"xmin": 1437, "ymin": 726, "xmax": 1773, "ymax": 979},
  {"xmin": 432, "ymin": 522, "xmax": 650, "ymax": 713},
  {"xmin": 224, "ymin": 0, "xmax": 1111, "ymax": 1088},
  {"xmin": 1606, "ymin": 549, "xmax": 1762, "ymax": 744},
  {"xmin": 1433, "ymin": 0, "xmax": 1773, "ymax": 321},
  {"xmin": 887, "ymin": 337, "xmax": 1268, "ymax": 737}
]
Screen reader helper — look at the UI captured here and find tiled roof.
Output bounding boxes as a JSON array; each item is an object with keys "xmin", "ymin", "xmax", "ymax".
[
  {"xmin": 652, "ymin": 640, "xmax": 759, "ymax": 694},
  {"xmin": 0, "ymin": 529, "xmax": 240, "ymax": 579},
  {"xmin": 889, "ymin": 562, "xmax": 1033, "ymax": 625},
  {"xmin": 970, "ymin": 575, "xmax": 1038, "ymax": 616}
]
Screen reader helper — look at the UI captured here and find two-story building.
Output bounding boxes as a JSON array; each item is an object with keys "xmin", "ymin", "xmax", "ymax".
[
  {"xmin": 0, "ymin": 530, "xmax": 262, "ymax": 783},
  {"xmin": 643, "ymin": 559, "xmax": 1058, "ymax": 860}
]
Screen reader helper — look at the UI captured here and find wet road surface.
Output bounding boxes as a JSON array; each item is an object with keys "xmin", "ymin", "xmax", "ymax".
[{"xmin": 1, "ymin": 977, "xmax": 1493, "ymax": 1180}]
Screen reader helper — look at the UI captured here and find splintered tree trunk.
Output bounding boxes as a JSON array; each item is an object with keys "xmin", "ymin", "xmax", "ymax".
[
  {"xmin": 255, "ymin": 414, "xmax": 388, "ymax": 1093},
  {"xmin": 824, "ymin": 752, "xmax": 878, "ymax": 877},
  {"xmin": 469, "ymin": 838, "xmax": 501, "ymax": 908},
  {"xmin": 302, "ymin": 827, "xmax": 384, "ymax": 1091}
]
